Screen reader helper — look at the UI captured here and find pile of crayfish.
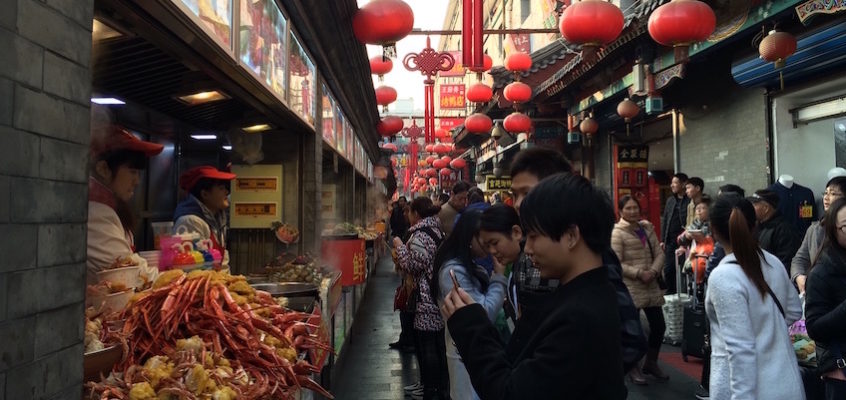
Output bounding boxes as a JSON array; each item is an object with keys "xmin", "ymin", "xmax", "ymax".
[{"xmin": 91, "ymin": 269, "xmax": 333, "ymax": 399}]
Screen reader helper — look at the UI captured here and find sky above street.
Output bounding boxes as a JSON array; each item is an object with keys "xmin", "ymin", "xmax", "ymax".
[{"xmin": 358, "ymin": 0, "xmax": 451, "ymax": 113}]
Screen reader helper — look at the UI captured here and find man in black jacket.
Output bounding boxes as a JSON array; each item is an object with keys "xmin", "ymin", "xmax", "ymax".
[
  {"xmin": 661, "ymin": 173, "xmax": 690, "ymax": 294},
  {"xmin": 442, "ymin": 174, "xmax": 627, "ymax": 399},
  {"xmin": 390, "ymin": 196, "xmax": 409, "ymax": 240},
  {"xmin": 749, "ymin": 189, "xmax": 802, "ymax": 272}
]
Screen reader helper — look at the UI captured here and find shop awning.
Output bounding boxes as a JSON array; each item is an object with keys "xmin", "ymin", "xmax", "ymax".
[{"xmin": 732, "ymin": 20, "xmax": 846, "ymax": 88}]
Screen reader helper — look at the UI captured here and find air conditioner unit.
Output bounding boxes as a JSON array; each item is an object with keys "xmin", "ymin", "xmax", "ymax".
[
  {"xmin": 645, "ymin": 96, "xmax": 664, "ymax": 114},
  {"xmin": 567, "ymin": 131, "xmax": 582, "ymax": 144}
]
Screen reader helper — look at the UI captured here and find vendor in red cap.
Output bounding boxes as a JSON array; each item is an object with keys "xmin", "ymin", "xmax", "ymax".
[
  {"xmin": 173, "ymin": 166, "xmax": 237, "ymax": 266},
  {"xmin": 88, "ymin": 126, "xmax": 163, "ymax": 283}
]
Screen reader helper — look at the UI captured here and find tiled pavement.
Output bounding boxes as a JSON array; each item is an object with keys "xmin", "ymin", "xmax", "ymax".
[{"xmin": 331, "ymin": 254, "xmax": 702, "ymax": 400}]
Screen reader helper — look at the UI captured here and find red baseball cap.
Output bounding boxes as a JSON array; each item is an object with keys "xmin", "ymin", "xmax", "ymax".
[
  {"xmin": 91, "ymin": 126, "xmax": 164, "ymax": 157},
  {"xmin": 179, "ymin": 166, "xmax": 236, "ymax": 191}
]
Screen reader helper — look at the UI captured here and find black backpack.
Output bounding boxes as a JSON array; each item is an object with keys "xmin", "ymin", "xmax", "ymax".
[{"xmin": 415, "ymin": 226, "xmax": 445, "ymax": 300}]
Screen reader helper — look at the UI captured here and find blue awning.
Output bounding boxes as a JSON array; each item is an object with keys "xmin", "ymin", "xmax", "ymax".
[{"xmin": 732, "ymin": 20, "xmax": 846, "ymax": 88}]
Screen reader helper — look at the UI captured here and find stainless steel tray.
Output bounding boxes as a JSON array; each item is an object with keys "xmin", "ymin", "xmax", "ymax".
[{"xmin": 250, "ymin": 282, "xmax": 319, "ymax": 297}]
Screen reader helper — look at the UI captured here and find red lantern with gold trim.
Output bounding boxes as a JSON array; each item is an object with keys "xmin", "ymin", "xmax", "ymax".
[
  {"xmin": 433, "ymin": 159, "xmax": 448, "ymax": 169},
  {"xmin": 440, "ymin": 168, "xmax": 452, "ymax": 176},
  {"xmin": 504, "ymin": 82, "xmax": 532, "ymax": 104},
  {"xmin": 441, "ymin": 155, "xmax": 452, "ymax": 164},
  {"xmin": 465, "ymin": 114, "xmax": 493, "ymax": 135},
  {"xmin": 429, "ymin": 177, "xmax": 439, "ymax": 186},
  {"xmin": 353, "ymin": 0, "xmax": 414, "ymax": 56},
  {"xmin": 425, "ymin": 144, "xmax": 435, "ymax": 153},
  {"xmin": 377, "ymin": 116, "xmax": 404, "ymax": 137},
  {"xmin": 369, "ymin": 56, "xmax": 394, "ymax": 77},
  {"xmin": 426, "ymin": 155, "xmax": 437, "ymax": 165},
  {"xmin": 559, "ymin": 0, "xmax": 624, "ymax": 61},
  {"xmin": 418, "ymin": 159, "xmax": 428, "ymax": 168},
  {"xmin": 648, "ymin": 0, "xmax": 716, "ymax": 62},
  {"xmin": 505, "ymin": 52, "xmax": 532, "ymax": 72},
  {"xmin": 450, "ymin": 158, "xmax": 467, "ymax": 169},
  {"xmin": 759, "ymin": 30, "xmax": 797, "ymax": 69},
  {"xmin": 426, "ymin": 168, "xmax": 438, "ymax": 178},
  {"xmin": 467, "ymin": 83, "xmax": 493, "ymax": 103},
  {"xmin": 375, "ymin": 86, "xmax": 398, "ymax": 108},
  {"xmin": 503, "ymin": 112, "xmax": 532, "ymax": 133}
]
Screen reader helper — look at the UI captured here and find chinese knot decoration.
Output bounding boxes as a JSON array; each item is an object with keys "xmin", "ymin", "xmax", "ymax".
[
  {"xmin": 403, "ymin": 37, "xmax": 455, "ymax": 143},
  {"xmin": 402, "ymin": 120, "xmax": 423, "ymax": 185}
]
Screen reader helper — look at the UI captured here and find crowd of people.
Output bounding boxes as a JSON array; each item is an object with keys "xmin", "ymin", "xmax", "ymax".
[{"xmin": 386, "ymin": 147, "xmax": 846, "ymax": 400}]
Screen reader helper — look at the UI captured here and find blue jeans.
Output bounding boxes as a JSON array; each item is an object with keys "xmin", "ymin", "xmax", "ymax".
[{"xmin": 445, "ymin": 327, "xmax": 480, "ymax": 400}]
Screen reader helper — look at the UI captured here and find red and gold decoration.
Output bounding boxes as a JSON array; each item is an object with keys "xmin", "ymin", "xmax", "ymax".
[
  {"xmin": 404, "ymin": 37, "xmax": 456, "ymax": 143},
  {"xmin": 377, "ymin": 116, "xmax": 404, "ymax": 137},
  {"xmin": 558, "ymin": 0, "xmax": 624, "ymax": 61},
  {"xmin": 503, "ymin": 81, "xmax": 532, "ymax": 103},
  {"xmin": 759, "ymin": 29, "xmax": 797, "ymax": 69},
  {"xmin": 441, "ymin": 155, "xmax": 452, "ymax": 164},
  {"xmin": 375, "ymin": 85, "xmax": 398, "ymax": 111},
  {"xmin": 450, "ymin": 158, "xmax": 467, "ymax": 169},
  {"xmin": 647, "ymin": 0, "xmax": 716, "ymax": 63},
  {"xmin": 617, "ymin": 98, "xmax": 640, "ymax": 135},
  {"xmin": 465, "ymin": 113, "xmax": 493, "ymax": 135},
  {"xmin": 505, "ymin": 52, "xmax": 532, "ymax": 73},
  {"xmin": 353, "ymin": 0, "xmax": 414, "ymax": 58},
  {"xmin": 466, "ymin": 82, "xmax": 493, "ymax": 103},
  {"xmin": 503, "ymin": 112, "xmax": 532, "ymax": 134},
  {"xmin": 369, "ymin": 55, "xmax": 394, "ymax": 80},
  {"xmin": 462, "ymin": 0, "xmax": 485, "ymax": 71}
]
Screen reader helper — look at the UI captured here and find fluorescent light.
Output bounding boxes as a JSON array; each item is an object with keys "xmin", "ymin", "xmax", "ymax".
[
  {"xmin": 93, "ymin": 19, "xmax": 123, "ymax": 41},
  {"xmin": 242, "ymin": 124, "xmax": 271, "ymax": 133},
  {"xmin": 175, "ymin": 90, "xmax": 229, "ymax": 105},
  {"xmin": 222, "ymin": 145, "xmax": 233, "ymax": 151},
  {"xmin": 91, "ymin": 97, "xmax": 125, "ymax": 105},
  {"xmin": 793, "ymin": 96, "xmax": 846, "ymax": 124},
  {"xmin": 190, "ymin": 134, "xmax": 218, "ymax": 140}
]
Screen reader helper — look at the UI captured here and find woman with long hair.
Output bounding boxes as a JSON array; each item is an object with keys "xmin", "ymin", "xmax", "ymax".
[
  {"xmin": 610, "ymin": 195, "xmax": 667, "ymax": 385},
  {"xmin": 434, "ymin": 209, "xmax": 507, "ymax": 400},
  {"xmin": 792, "ymin": 176, "xmax": 846, "ymax": 294},
  {"xmin": 393, "ymin": 197, "xmax": 448, "ymax": 399},
  {"xmin": 705, "ymin": 194, "xmax": 804, "ymax": 399},
  {"xmin": 805, "ymin": 197, "xmax": 846, "ymax": 399},
  {"xmin": 478, "ymin": 205, "xmax": 525, "ymax": 326}
]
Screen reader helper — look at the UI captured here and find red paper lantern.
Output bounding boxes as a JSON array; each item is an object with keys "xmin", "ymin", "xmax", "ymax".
[
  {"xmin": 375, "ymin": 86, "xmax": 398, "ymax": 107},
  {"xmin": 426, "ymin": 155, "xmax": 437, "ymax": 165},
  {"xmin": 381, "ymin": 142, "xmax": 398, "ymax": 153},
  {"xmin": 579, "ymin": 117, "xmax": 599, "ymax": 136},
  {"xmin": 426, "ymin": 168, "xmax": 438, "ymax": 178},
  {"xmin": 468, "ymin": 54, "xmax": 494, "ymax": 73},
  {"xmin": 426, "ymin": 177, "xmax": 436, "ymax": 185},
  {"xmin": 377, "ymin": 116, "xmax": 404, "ymax": 137},
  {"xmin": 450, "ymin": 158, "xmax": 467, "ymax": 169},
  {"xmin": 616, "ymin": 98, "xmax": 640, "ymax": 122},
  {"xmin": 465, "ymin": 114, "xmax": 492, "ymax": 135},
  {"xmin": 433, "ymin": 159, "xmax": 448, "ymax": 169},
  {"xmin": 418, "ymin": 159, "xmax": 427, "ymax": 168},
  {"xmin": 440, "ymin": 168, "xmax": 452, "ymax": 176},
  {"xmin": 369, "ymin": 56, "xmax": 394, "ymax": 76},
  {"xmin": 505, "ymin": 52, "xmax": 532, "ymax": 72},
  {"xmin": 441, "ymin": 155, "xmax": 452, "ymax": 164},
  {"xmin": 504, "ymin": 82, "xmax": 532, "ymax": 103},
  {"xmin": 648, "ymin": 0, "xmax": 716, "ymax": 62},
  {"xmin": 353, "ymin": 0, "xmax": 414, "ymax": 46},
  {"xmin": 466, "ymin": 83, "xmax": 493, "ymax": 103},
  {"xmin": 559, "ymin": 0, "xmax": 624, "ymax": 58},
  {"xmin": 434, "ymin": 144, "xmax": 449, "ymax": 155},
  {"xmin": 435, "ymin": 128, "xmax": 449, "ymax": 139},
  {"xmin": 424, "ymin": 144, "xmax": 434, "ymax": 153},
  {"xmin": 503, "ymin": 112, "xmax": 532, "ymax": 133},
  {"xmin": 759, "ymin": 30, "xmax": 797, "ymax": 69}
]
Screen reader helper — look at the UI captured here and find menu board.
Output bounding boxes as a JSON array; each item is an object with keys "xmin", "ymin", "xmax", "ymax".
[
  {"xmin": 239, "ymin": 0, "xmax": 287, "ymax": 99},
  {"xmin": 288, "ymin": 33, "xmax": 316, "ymax": 125},
  {"xmin": 322, "ymin": 85, "xmax": 335, "ymax": 147},
  {"xmin": 175, "ymin": 0, "xmax": 232, "ymax": 48}
]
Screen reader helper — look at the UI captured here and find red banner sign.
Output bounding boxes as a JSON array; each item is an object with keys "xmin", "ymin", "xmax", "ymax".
[
  {"xmin": 440, "ymin": 51, "xmax": 465, "ymax": 77},
  {"xmin": 440, "ymin": 118, "xmax": 464, "ymax": 131},
  {"xmin": 439, "ymin": 84, "xmax": 466, "ymax": 109}
]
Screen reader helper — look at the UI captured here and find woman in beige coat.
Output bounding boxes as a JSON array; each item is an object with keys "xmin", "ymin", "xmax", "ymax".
[{"xmin": 611, "ymin": 195, "xmax": 668, "ymax": 385}]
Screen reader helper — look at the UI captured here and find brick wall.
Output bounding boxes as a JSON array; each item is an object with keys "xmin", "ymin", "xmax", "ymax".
[{"xmin": 0, "ymin": 0, "xmax": 93, "ymax": 398}]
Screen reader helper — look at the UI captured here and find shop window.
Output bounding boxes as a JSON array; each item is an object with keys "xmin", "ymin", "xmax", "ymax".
[
  {"xmin": 288, "ymin": 33, "xmax": 317, "ymax": 126},
  {"xmin": 336, "ymin": 111, "xmax": 346, "ymax": 157},
  {"xmin": 239, "ymin": 0, "xmax": 288, "ymax": 99},
  {"xmin": 176, "ymin": 0, "xmax": 232, "ymax": 49},
  {"xmin": 322, "ymin": 84, "xmax": 336, "ymax": 147}
]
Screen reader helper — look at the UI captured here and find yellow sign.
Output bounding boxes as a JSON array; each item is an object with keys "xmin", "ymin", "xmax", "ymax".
[
  {"xmin": 234, "ymin": 202, "xmax": 277, "ymax": 217},
  {"xmin": 236, "ymin": 177, "xmax": 277, "ymax": 191},
  {"xmin": 486, "ymin": 176, "xmax": 512, "ymax": 191}
]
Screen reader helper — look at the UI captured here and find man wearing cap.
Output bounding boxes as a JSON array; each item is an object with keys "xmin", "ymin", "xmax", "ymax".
[
  {"xmin": 88, "ymin": 127, "xmax": 164, "ymax": 284},
  {"xmin": 749, "ymin": 189, "xmax": 802, "ymax": 273},
  {"xmin": 173, "ymin": 166, "xmax": 237, "ymax": 266}
]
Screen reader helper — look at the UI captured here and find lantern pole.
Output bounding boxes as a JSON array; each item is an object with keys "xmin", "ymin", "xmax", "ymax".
[{"xmin": 403, "ymin": 37, "xmax": 456, "ymax": 144}]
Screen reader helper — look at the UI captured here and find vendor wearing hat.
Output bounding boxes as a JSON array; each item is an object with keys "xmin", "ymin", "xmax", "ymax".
[
  {"xmin": 749, "ymin": 189, "xmax": 802, "ymax": 273},
  {"xmin": 88, "ymin": 127, "xmax": 164, "ymax": 284},
  {"xmin": 173, "ymin": 166, "xmax": 236, "ymax": 266}
]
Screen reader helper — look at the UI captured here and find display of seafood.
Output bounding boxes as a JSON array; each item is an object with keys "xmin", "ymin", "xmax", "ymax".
[
  {"xmin": 321, "ymin": 222, "xmax": 380, "ymax": 240},
  {"xmin": 87, "ymin": 281, "xmax": 130, "ymax": 296},
  {"xmin": 265, "ymin": 255, "xmax": 322, "ymax": 285},
  {"xmin": 90, "ymin": 269, "xmax": 333, "ymax": 399},
  {"xmin": 85, "ymin": 307, "xmax": 108, "ymax": 353}
]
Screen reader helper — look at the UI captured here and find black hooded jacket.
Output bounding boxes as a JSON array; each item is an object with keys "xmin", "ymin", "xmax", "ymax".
[{"xmin": 757, "ymin": 212, "xmax": 802, "ymax": 273}]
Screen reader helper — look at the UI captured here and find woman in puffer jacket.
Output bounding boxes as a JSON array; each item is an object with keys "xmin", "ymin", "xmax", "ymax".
[
  {"xmin": 393, "ymin": 197, "xmax": 448, "ymax": 400},
  {"xmin": 611, "ymin": 195, "xmax": 667, "ymax": 385}
]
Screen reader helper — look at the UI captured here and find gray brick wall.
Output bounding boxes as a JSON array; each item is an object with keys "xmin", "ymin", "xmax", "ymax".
[
  {"xmin": 678, "ymin": 83, "xmax": 769, "ymax": 196},
  {"xmin": 0, "ymin": 0, "xmax": 92, "ymax": 398}
]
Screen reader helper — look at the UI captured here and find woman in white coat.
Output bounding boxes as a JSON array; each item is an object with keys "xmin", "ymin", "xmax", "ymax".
[
  {"xmin": 87, "ymin": 127, "xmax": 163, "ymax": 283},
  {"xmin": 705, "ymin": 194, "xmax": 804, "ymax": 400}
]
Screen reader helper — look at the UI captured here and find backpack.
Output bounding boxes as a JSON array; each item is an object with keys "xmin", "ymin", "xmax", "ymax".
[{"xmin": 415, "ymin": 226, "xmax": 445, "ymax": 301}]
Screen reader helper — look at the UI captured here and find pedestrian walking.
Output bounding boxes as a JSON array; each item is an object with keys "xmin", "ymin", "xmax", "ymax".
[
  {"xmin": 792, "ymin": 176, "xmax": 846, "ymax": 294},
  {"xmin": 661, "ymin": 173, "xmax": 690, "ymax": 294}
]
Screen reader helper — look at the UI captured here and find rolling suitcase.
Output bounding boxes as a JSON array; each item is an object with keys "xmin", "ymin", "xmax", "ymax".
[{"xmin": 681, "ymin": 256, "xmax": 708, "ymax": 362}]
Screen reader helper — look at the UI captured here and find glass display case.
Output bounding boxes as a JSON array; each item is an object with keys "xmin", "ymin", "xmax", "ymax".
[
  {"xmin": 335, "ymin": 108, "xmax": 346, "ymax": 157},
  {"xmin": 175, "ymin": 0, "xmax": 233, "ymax": 49},
  {"xmin": 288, "ymin": 33, "xmax": 316, "ymax": 125},
  {"xmin": 322, "ymin": 84, "xmax": 335, "ymax": 147},
  {"xmin": 239, "ymin": 0, "xmax": 287, "ymax": 99}
]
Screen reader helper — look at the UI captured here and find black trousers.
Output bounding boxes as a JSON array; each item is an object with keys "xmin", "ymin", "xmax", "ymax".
[
  {"xmin": 824, "ymin": 377, "xmax": 846, "ymax": 400},
  {"xmin": 399, "ymin": 310, "xmax": 414, "ymax": 345},
  {"xmin": 642, "ymin": 306, "xmax": 666, "ymax": 350},
  {"xmin": 663, "ymin": 241, "xmax": 681, "ymax": 294},
  {"xmin": 414, "ymin": 328, "xmax": 449, "ymax": 400}
]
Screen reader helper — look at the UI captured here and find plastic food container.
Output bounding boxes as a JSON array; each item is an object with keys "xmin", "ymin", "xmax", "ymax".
[
  {"xmin": 84, "ymin": 345, "xmax": 122, "ymax": 382},
  {"xmin": 95, "ymin": 266, "xmax": 141, "ymax": 290}
]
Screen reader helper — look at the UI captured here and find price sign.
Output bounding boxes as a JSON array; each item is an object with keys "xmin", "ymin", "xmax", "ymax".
[
  {"xmin": 234, "ymin": 202, "xmax": 277, "ymax": 217},
  {"xmin": 236, "ymin": 177, "xmax": 278, "ymax": 191}
]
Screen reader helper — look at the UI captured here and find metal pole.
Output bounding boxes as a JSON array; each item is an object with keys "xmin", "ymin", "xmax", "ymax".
[{"xmin": 672, "ymin": 108, "xmax": 681, "ymax": 173}]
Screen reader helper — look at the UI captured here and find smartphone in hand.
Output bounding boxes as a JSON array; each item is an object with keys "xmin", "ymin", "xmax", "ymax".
[{"xmin": 449, "ymin": 269, "xmax": 461, "ymax": 289}]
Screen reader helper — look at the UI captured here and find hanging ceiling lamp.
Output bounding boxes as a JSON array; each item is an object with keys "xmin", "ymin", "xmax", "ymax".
[
  {"xmin": 647, "ymin": 0, "xmax": 716, "ymax": 63},
  {"xmin": 559, "ymin": 0, "xmax": 624, "ymax": 62}
]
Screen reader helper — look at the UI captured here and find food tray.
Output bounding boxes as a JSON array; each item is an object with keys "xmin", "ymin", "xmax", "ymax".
[
  {"xmin": 96, "ymin": 266, "xmax": 141, "ymax": 289},
  {"xmin": 84, "ymin": 345, "xmax": 122, "ymax": 382},
  {"xmin": 251, "ymin": 282, "xmax": 319, "ymax": 297}
]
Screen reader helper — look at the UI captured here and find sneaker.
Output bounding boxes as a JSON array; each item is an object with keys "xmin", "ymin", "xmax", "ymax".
[
  {"xmin": 408, "ymin": 387, "xmax": 424, "ymax": 399},
  {"xmin": 403, "ymin": 382, "xmax": 422, "ymax": 392},
  {"xmin": 695, "ymin": 385, "xmax": 709, "ymax": 400}
]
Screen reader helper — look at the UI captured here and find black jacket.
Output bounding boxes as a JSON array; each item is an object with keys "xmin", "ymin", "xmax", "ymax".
[
  {"xmin": 757, "ymin": 212, "xmax": 802, "ymax": 273},
  {"xmin": 448, "ymin": 266, "xmax": 627, "ymax": 400},
  {"xmin": 390, "ymin": 206, "xmax": 409, "ymax": 239},
  {"xmin": 661, "ymin": 195, "xmax": 689, "ymax": 244},
  {"xmin": 805, "ymin": 244, "xmax": 846, "ymax": 373}
]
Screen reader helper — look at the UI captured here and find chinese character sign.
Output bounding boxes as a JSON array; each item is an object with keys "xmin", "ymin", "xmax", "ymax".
[
  {"xmin": 440, "ymin": 118, "xmax": 464, "ymax": 132},
  {"xmin": 439, "ymin": 84, "xmax": 466, "ymax": 109},
  {"xmin": 486, "ymin": 176, "xmax": 513, "ymax": 191},
  {"xmin": 439, "ymin": 51, "xmax": 466, "ymax": 77}
]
